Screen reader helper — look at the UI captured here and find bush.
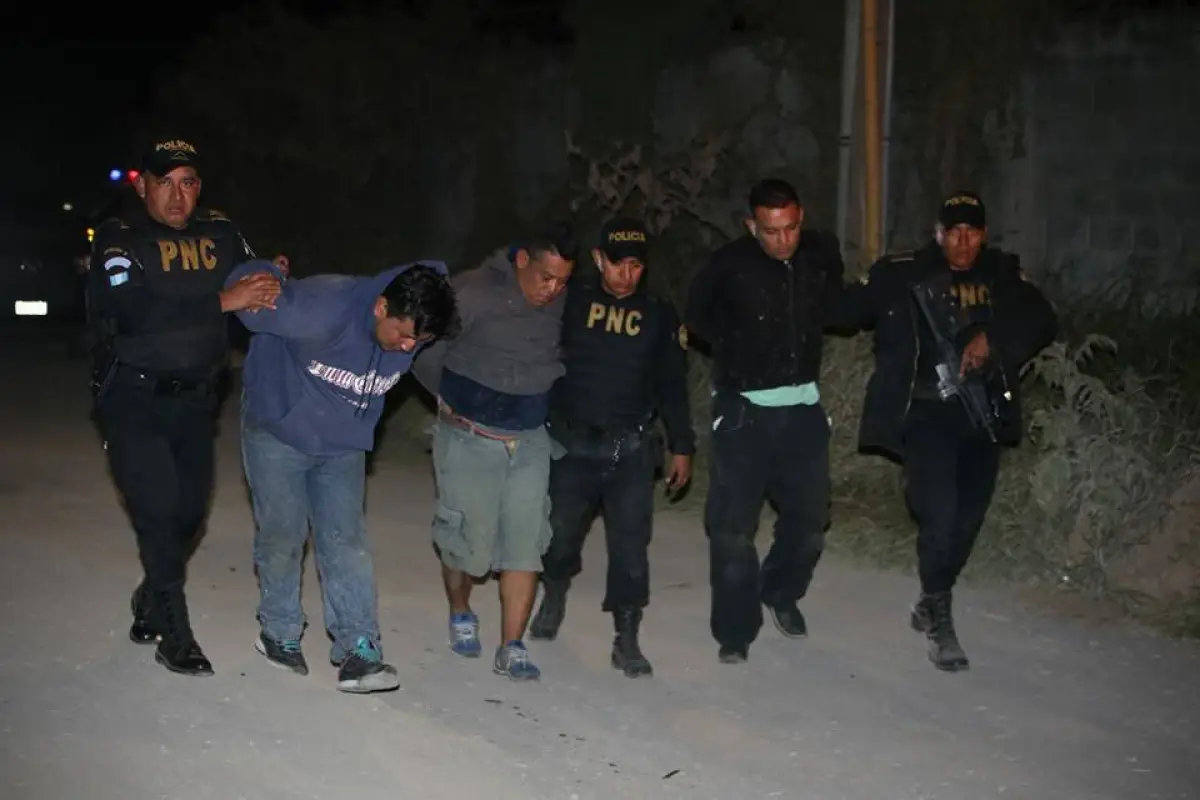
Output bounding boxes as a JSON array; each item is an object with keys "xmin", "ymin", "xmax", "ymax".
[{"xmin": 787, "ymin": 327, "xmax": 1199, "ymax": 636}]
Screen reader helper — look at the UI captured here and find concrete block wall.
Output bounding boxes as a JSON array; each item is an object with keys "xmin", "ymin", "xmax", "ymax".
[{"xmin": 1005, "ymin": 14, "xmax": 1200, "ymax": 314}]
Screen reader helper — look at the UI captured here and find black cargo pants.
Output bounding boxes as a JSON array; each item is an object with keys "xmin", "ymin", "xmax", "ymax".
[
  {"xmin": 97, "ymin": 368, "xmax": 219, "ymax": 594},
  {"xmin": 542, "ymin": 425, "xmax": 657, "ymax": 612},
  {"xmin": 704, "ymin": 390, "xmax": 830, "ymax": 650},
  {"xmin": 902, "ymin": 399, "xmax": 1001, "ymax": 596}
]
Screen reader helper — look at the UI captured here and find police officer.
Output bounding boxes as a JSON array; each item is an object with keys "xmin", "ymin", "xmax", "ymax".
[
  {"xmin": 831, "ymin": 191, "xmax": 1057, "ymax": 672},
  {"xmin": 88, "ymin": 138, "xmax": 285, "ymax": 676},
  {"xmin": 529, "ymin": 218, "xmax": 695, "ymax": 678}
]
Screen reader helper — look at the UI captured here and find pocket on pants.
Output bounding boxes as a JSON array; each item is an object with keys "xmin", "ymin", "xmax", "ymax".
[
  {"xmin": 432, "ymin": 504, "xmax": 470, "ymax": 561},
  {"xmin": 710, "ymin": 391, "xmax": 748, "ymax": 435}
]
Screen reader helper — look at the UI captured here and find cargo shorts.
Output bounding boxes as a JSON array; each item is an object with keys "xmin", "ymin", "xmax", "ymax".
[{"xmin": 430, "ymin": 417, "xmax": 554, "ymax": 577}]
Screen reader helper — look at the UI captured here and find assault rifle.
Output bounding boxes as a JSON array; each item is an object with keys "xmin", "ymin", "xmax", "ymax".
[{"xmin": 910, "ymin": 275, "xmax": 1002, "ymax": 443}]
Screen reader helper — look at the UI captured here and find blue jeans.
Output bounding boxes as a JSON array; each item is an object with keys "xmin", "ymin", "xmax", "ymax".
[{"xmin": 240, "ymin": 418, "xmax": 382, "ymax": 663}]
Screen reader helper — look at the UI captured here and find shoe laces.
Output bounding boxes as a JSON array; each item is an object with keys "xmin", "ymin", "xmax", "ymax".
[
  {"xmin": 928, "ymin": 594, "xmax": 956, "ymax": 633},
  {"xmin": 279, "ymin": 639, "xmax": 302, "ymax": 654},
  {"xmin": 350, "ymin": 636, "xmax": 381, "ymax": 663},
  {"xmin": 451, "ymin": 613, "xmax": 479, "ymax": 643},
  {"xmin": 156, "ymin": 590, "xmax": 194, "ymax": 642},
  {"xmin": 502, "ymin": 641, "xmax": 529, "ymax": 666}
]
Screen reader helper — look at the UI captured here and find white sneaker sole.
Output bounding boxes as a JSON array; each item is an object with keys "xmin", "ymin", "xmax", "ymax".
[
  {"xmin": 337, "ymin": 667, "xmax": 401, "ymax": 694},
  {"xmin": 253, "ymin": 637, "xmax": 309, "ymax": 676}
]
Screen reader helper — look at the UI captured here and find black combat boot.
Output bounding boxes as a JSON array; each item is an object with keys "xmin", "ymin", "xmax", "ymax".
[
  {"xmin": 129, "ymin": 583, "xmax": 160, "ymax": 645},
  {"xmin": 152, "ymin": 587, "xmax": 214, "ymax": 677},
  {"xmin": 910, "ymin": 594, "xmax": 932, "ymax": 633},
  {"xmin": 923, "ymin": 591, "xmax": 969, "ymax": 672},
  {"xmin": 610, "ymin": 607, "xmax": 653, "ymax": 678},
  {"xmin": 529, "ymin": 578, "xmax": 569, "ymax": 641}
]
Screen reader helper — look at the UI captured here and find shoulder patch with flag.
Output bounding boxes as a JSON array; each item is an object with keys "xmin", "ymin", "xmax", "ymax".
[{"xmin": 101, "ymin": 248, "xmax": 135, "ymax": 288}]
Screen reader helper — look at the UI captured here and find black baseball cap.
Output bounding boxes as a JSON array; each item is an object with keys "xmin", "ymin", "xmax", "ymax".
[
  {"xmin": 936, "ymin": 191, "xmax": 984, "ymax": 230},
  {"xmin": 598, "ymin": 217, "xmax": 649, "ymax": 263},
  {"xmin": 938, "ymin": 191, "xmax": 986, "ymax": 230},
  {"xmin": 142, "ymin": 138, "xmax": 202, "ymax": 176}
]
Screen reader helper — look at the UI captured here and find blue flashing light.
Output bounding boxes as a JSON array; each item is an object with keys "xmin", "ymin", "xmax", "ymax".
[{"xmin": 109, "ymin": 168, "xmax": 122, "ymax": 181}]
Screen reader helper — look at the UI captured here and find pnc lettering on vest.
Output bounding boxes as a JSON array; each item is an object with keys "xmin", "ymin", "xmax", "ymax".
[
  {"xmin": 586, "ymin": 302, "xmax": 642, "ymax": 336},
  {"xmin": 157, "ymin": 238, "xmax": 219, "ymax": 272},
  {"xmin": 950, "ymin": 283, "xmax": 990, "ymax": 308}
]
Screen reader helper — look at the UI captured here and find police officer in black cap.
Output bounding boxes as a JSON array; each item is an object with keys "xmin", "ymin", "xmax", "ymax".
[
  {"xmin": 88, "ymin": 138, "xmax": 287, "ymax": 676},
  {"xmin": 831, "ymin": 191, "xmax": 1057, "ymax": 672},
  {"xmin": 529, "ymin": 217, "xmax": 695, "ymax": 678}
]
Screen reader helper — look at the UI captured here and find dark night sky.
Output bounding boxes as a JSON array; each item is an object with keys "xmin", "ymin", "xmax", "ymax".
[
  {"xmin": 0, "ymin": 1, "xmax": 316, "ymax": 239},
  {"xmin": 0, "ymin": 0, "xmax": 557, "ymax": 242},
  {"xmin": 1, "ymin": 0, "xmax": 1193, "ymax": 230},
  {"xmin": 1, "ymin": 4, "xmax": 223, "ymax": 232},
  {"xmin": 0, "ymin": 0, "xmax": 497, "ymax": 236}
]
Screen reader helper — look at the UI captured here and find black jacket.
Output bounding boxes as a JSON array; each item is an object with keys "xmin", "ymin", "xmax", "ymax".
[
  {"xmin": 686, "ymin": 231, "xmax": 844, "ymax": 393},
  {"xmin": 552, "ymin": 271, "xmax": 695, "ymax": 455},
  {"xmin": 830, "ymin": 241, "xmax": 1058, "ymax": 461},
  {"xmin": 87, "ymin": 205, "xmax": 255, "ymax": 378}
]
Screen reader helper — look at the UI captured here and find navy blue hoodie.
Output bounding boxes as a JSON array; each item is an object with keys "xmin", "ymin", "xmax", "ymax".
[{"xmin": 226, "ymin": 260, "xmax": 447, "ymax": 456}]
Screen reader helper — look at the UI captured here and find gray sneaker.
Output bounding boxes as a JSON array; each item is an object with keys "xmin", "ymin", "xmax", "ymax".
[{"xmin": 492, "ymin": 640, "xmax": 541, "ymax": 681}]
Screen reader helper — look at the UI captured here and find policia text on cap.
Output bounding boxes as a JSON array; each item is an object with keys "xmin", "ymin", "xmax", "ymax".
[{"xmin": 529, "ymin": 218, "xmax": 696, "ymax": 679}]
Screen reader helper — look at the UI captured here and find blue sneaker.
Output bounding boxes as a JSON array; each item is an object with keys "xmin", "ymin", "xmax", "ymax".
[
  {"xmin": 449, "ymin": 611, "xmax": 482, "ymax": 658},
  {"xmin": 493, "ymin": 640, "xmax": 541, "ymax": 681}
]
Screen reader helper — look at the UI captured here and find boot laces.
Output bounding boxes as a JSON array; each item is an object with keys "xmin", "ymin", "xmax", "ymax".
[
  {"xmin": 614, "ymin": 610, "xmax": 644, "ymax": 647},
  {"xmin": 929, "ymin": 593, "xmax": 957, "ymax": 637},
  {"xmin": 156, "ymin": 590, "xmax": 194, "ymax": 644}
]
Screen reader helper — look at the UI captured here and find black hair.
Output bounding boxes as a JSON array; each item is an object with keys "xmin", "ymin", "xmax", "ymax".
[
  {"xmin": 381, "ymin": 264, "xmax": 460, "ymax": 339},
  {"xmin": 521, "ymin": 219, "xmax": 579, "ymax": 265},
  {"xmin": 747, "ymin": 179, "xmax": 801, "ymax": 213}
]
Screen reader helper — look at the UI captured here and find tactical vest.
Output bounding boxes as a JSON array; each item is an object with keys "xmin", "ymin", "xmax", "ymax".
[
  {"xmin": 552, "ymin": 278, "xmax": 670, "ymax": 431},
  {"xmin": 92, "ymin": 208, "xmax": 250, "ymax": 377},
  {"xmin": 913, "ymin": 250, "xmax": 998, "ymax": 393}
]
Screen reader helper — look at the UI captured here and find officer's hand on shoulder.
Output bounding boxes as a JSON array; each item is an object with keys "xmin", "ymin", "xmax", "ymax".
[{"xmin": 221, "ymin": 272, "xmax": 282, "ymax": 313}]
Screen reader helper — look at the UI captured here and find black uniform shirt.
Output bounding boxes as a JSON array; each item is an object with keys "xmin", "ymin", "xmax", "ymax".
[
  {"xmin": 553, "ymin": 272, "xmax": 695, "ymax": 456},
  {"xmin": 88, "ymin": 206, "xmax": 254, "ymax": 379}
]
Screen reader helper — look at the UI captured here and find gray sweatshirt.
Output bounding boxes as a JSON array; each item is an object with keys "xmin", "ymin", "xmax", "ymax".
[{"xmin": 413, "ymin": 249, "xmax": 566, "ymax": 398}]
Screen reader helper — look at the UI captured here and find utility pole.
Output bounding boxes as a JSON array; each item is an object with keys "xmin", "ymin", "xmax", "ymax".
[
  {"xmin": 835, "ymin": 0, "xmax": 862, "ymax": 265},
  {"xmin": 862, "ymin": 0, "xmax": 882, "ymax": 266}
]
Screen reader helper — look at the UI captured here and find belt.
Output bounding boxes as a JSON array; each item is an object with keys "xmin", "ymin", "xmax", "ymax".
[
  {"xmin": 114, "ymin": 364, "xmax": 216, "ymax": 397},
  {"xmin": 550, "ymin": 415, "xmax": 651, "ymax": 440},
  {"xmin": 437, "ymin": 403, "xmax": 521, "ymax": 442}
]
